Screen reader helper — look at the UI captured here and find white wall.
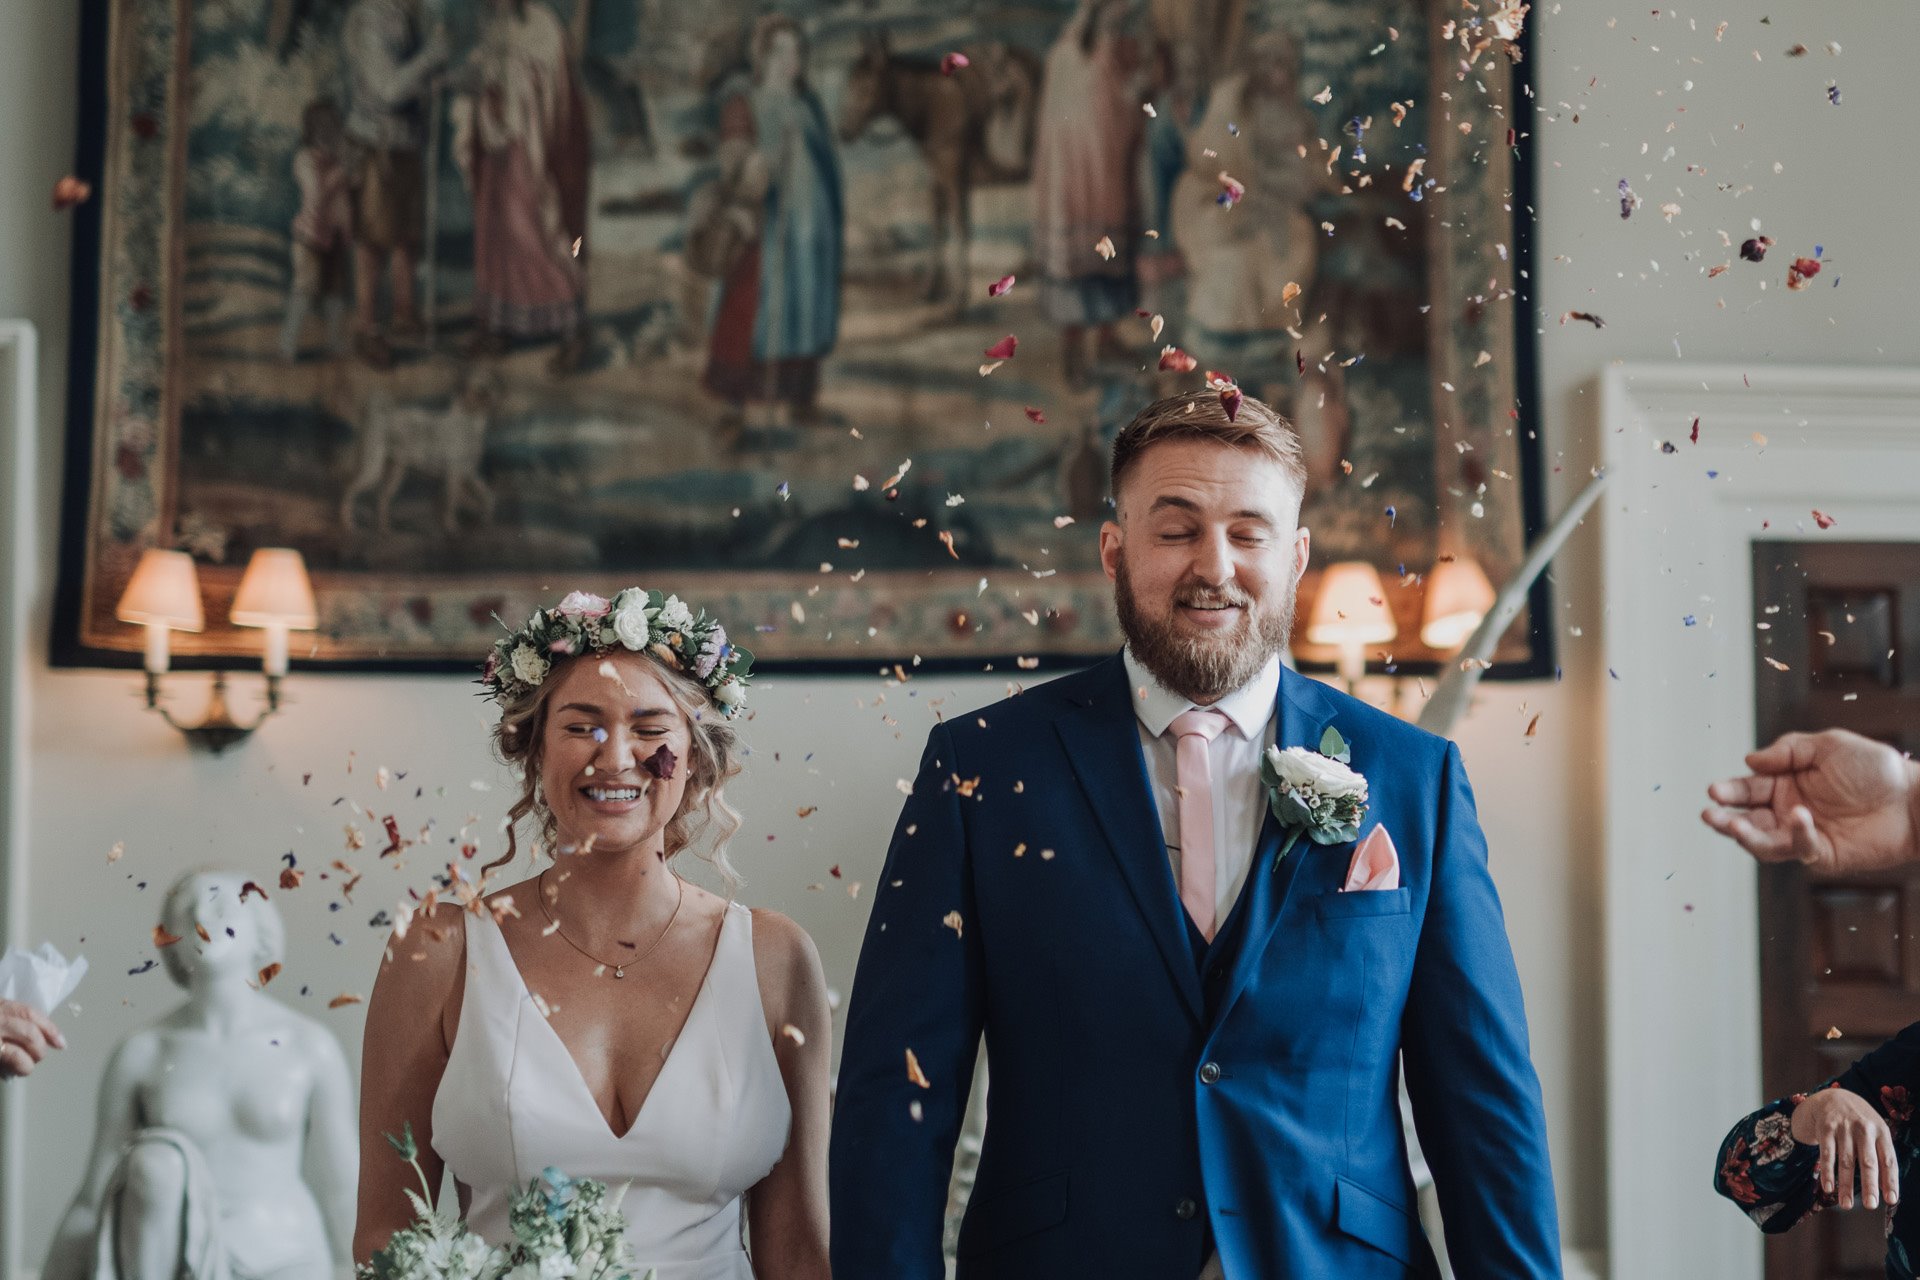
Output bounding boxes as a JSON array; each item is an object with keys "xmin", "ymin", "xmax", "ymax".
[{"xmin": 4, "ymin": 0, "xmax": 1917, "ymax": 1273}]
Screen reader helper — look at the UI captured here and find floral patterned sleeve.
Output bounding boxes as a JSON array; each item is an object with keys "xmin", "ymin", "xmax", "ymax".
[{"xmin": 1714, "ymin": 1021, "xmax": 1920, "ymax": 1235}]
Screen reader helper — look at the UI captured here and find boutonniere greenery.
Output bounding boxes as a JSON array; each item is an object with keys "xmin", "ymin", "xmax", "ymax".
[{"xmin": 1263, "ymin": 726, "xmax": 1370, "ymax": 871}]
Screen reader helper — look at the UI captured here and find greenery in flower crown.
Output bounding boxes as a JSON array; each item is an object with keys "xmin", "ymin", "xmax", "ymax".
[{"xmin": 480, "ymin": 588, "xmax": 754, "ymax": 719}]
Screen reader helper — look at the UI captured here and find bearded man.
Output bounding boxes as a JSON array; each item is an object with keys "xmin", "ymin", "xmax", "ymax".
[{"xmin": 830, "ymin": 390, "xmax": 1562, "ymax": 1279}]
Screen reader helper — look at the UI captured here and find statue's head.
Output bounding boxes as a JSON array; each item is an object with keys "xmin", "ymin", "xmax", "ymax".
[{"xmin": 157, "ymin": 869, "xmax": 288, "ymax": 989}]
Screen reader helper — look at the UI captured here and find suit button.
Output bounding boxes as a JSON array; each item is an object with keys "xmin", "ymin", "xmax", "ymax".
[
  {"xmin": 1199, "ymin": 1061, "xmax": 1222, "ymax": 1085},
  {"xmin": 1175, "ymin": 1198, "xmax": 1198, "ymax": 1221}
]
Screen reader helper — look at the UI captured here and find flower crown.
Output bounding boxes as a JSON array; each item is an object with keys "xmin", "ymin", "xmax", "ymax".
[{"xmin": 480, "ymin": 588, "xmax": 754, "ymax": 718}]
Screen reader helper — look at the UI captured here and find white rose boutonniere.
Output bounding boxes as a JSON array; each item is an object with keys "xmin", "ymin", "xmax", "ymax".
[{"xmin": 1263, "ymin": 726, "xmax": 1369, "ymax": 870}]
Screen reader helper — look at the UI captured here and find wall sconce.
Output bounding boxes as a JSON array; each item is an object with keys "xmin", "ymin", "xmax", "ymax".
[
  {"xmin": 1419, "ymin": 556, "xmax": 1496, "ymax": 652},
  {"xmin": 1306, "ymin": 561, "xmax": 1397, "ymax": 693},
  {"xmin": 114, "ymin": 547, "xmax": 317, "ymax": 753}
]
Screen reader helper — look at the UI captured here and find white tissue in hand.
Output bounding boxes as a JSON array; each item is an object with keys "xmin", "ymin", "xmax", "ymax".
[{"xmin": 0, "ymin": 943, "xmax": 88, "ymax": 1012}]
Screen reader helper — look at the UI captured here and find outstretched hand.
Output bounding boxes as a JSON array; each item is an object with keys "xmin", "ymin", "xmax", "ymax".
[{"xmin": 1703, "ymin": 729, "xmax": 1920, "ymax": 875}]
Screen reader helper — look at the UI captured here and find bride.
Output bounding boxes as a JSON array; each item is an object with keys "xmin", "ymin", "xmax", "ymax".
[{"xmin": 354, "ymin": 588, "xmax": 831, "ymax": 1280}]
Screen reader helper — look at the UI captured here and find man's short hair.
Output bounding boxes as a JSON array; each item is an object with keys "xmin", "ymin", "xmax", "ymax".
[{"xmin": 1108, "ymin": 390, "xmax": 1309, "ymax": 509}]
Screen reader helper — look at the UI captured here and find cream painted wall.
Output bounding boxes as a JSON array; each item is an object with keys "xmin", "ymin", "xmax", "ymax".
[{"xmin": 3, "ymin": 0, "xmax": 1916, "ymax": 1273}]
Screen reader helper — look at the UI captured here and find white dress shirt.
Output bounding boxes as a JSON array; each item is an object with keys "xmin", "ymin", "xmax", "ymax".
[
  {"xmin": 1122, "ymin": 649, "xmax": 1280, "ymax": 1280},
  {"xmin": 1123, "ymin": 647, "xmax": 1281, "ymax": 932}
]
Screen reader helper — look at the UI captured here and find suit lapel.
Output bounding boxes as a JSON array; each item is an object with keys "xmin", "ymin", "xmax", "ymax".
[
  {"xmin": 1054, "ymin": 655, "xmax": 1205, "ymax": 1024},
  {"xmin": 1210, "ymin": 667, "xmax": 1337, "ymax": 1034}
]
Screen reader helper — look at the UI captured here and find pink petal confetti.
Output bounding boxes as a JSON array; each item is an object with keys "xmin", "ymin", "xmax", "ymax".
[
  {"xmin": 1812, "ymin": 509, "xmax": 1837, "ymax": 530},
  {"xmin": 1786, "ymin": 256, "xmax": 1822, "ymax": 290},
  {"xmin": 1094, "ymin": 235, "xmax": 1117, "ymax": 260},
  {"xmin": 1220, "ymin": 386, "xmax": 1243, "ymax": 421},
  {"xmin": 984, "ymin": 334, "xmax": 1018, "ymax": 360},
  {"xmin": 1740, "ymin": 235, "xmax": 1775, "ymax": 263},
  {"xmin": 987, "ymin": 274, "xmax": 1015, "ymax": 297},
  {"xmin": 52, "ymin": 176, "xmax": 91, "ymax": 210},
  {"xmin": 1024, "ymin": 406, "xmax": 1046, "ymax": 423},
  {"xmin": 1158, "ymin": 346, "xmax": 1197, "ymax": 373},
  {"xmin": 1216, "ymin": 171, "xmax": 1246, "ymax": 207},
  {"xmin": 643, "ymin": 743, "xmax": 678, "ymax": 779},
  {"xmin": 1690, "ymin": 416, "xmax": 1700, "ymax": 444},
  {"xmin": 940, "ymin": 51, "xmax": 969, "ymax": 76}
]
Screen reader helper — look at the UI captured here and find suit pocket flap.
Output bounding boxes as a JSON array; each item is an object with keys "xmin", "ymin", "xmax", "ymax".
[
  {"xmin": 1317, "ymin": 887, "xmax": 1413, "ymax": 919},
  {"xmin": 956, "ymin": 1168, "xmax": 1071, "ymax": 1257},
  {"xmin": 1334, "ymin": 1176, "xmax": 1422, "ymax": 1266}
]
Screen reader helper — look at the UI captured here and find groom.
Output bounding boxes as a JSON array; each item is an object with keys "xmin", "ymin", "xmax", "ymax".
[{"xmin": 830, "ymin": 391, "xmax": 1561, "ymax": 1277}]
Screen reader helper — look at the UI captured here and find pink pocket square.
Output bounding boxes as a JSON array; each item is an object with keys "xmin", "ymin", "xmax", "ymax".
[{"xmin": 1342, "ymin": 825, "xmax": 1400, "ymax": 892}]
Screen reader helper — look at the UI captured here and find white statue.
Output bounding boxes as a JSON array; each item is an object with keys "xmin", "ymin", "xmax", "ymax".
[{"xmin": 42, "ymin": 869, "xmax": 358, "ymax": 1280}]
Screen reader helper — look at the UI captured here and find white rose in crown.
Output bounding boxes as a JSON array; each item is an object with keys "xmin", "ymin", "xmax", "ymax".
[{"xmin": 1263, "ymin": 726, "xmax": 1370, "ymax": 870}]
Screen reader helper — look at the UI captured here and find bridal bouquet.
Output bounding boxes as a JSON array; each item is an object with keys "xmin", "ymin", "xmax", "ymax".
[
  {"xmin": 502, "ymin": 1167, "xmax": 648, "ymax": 1280},
  {"xmin": 357, "ymin": 1126, "xmax": 505, "ymax": 1280},
  {"xmin": 359, "ymin": 1126, "xmax": 653, "ymax": 1280}
]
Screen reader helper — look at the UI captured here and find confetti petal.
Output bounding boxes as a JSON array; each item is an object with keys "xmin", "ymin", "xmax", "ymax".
[
  {"xmin": 940, "ymin": 51, "xmax": 970, "ymax": 76},
  {"xmin": 1158, "ymin": 346, "xmax": 1197, "ymax": 373},
  {"xmin": 987, "ymin": 274, "xmax": 1015, "ymax": 297},
  {"xmin": 1024, "ymin": 406, "xmax": 1046, "ymax": 424},
  {"xmin": 52, "ymin": 176, "xmax": 91, "ymax": 211},
  {"xmin": 983, "ymin": 335, "xmax": 1018, "ymax": 361}
]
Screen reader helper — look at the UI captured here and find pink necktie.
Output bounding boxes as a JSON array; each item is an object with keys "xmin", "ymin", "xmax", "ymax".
[{"xmin": 1170, "ymin": 708, "xmax": 1231, "ymax": 942}]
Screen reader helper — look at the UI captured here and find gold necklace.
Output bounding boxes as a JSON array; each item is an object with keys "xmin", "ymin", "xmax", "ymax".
[{"xmin": 537, "ymin": 867, "xmax": 684, "ymax": 980}]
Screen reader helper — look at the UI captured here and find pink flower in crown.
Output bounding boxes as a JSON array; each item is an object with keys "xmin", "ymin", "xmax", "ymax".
[
  {"xmin": 695, "ymin": 625, "xmax": 729, "ymax": 679},
  {"xmin": 556, "ymin": 591, "xmax": 611, "ymax": 619},
  {"xmin": 548, "ymin": 636, "xmax": 575, "ymax": 656}
]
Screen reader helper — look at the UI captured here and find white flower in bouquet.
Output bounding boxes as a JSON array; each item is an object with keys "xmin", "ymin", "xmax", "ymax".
[
  {"xmin": 503, "ymin": 1169, "xmax": 647, "ymax": 1280},
  {"xmin": 357, "ymin": 1125, "xmax": 508, "ymax": 1280}
]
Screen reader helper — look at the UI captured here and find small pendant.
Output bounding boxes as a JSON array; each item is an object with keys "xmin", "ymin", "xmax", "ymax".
[{"xmin": 614, "ymin": 967, "xmax": 625, "ymax": 979}]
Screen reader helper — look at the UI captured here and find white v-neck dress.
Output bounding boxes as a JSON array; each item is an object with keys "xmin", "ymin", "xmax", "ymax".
[{"xmin": 432, "ymin": 902, "xmax": 792, "ymax": 1280}]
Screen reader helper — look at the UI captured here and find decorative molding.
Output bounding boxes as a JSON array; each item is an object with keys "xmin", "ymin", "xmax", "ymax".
[
  {"xmin": 0, "ymin": 320, "xmax": 40, "ymax": 1278},
  {"xmin": 1600, "ymin": 362, "xmax": 1920, "ymax": 1279}
]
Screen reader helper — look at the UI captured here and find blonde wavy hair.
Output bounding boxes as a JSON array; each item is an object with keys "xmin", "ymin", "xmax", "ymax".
[{"xmin": 482, "ymin": 651, "xmax": 744, "ymax": 893}]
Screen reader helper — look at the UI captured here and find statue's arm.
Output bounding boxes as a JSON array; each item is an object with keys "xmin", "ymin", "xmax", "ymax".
[
  {"xmin": 42, "ymin": 1036, "xmax": 150, "ymax": 1280},
  {"xmin": 303, "ymin": 1021, "xmax": 360, "ymax": 1267}
]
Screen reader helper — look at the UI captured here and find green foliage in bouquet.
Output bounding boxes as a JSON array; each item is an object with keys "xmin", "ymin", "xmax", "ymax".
[
  {"xmin": 357, "ymin": 1128, "xmax": 654, "ymax": 1280},
  {"xmin": 357, "ymin": 1125, "xmax": 506, "ymax": 1280},
  {"xmin": 502, "ymin": 1168, "xmax": 651, "ymax": 1280}
]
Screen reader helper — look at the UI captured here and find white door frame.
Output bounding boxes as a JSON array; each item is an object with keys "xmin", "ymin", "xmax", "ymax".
[{"xmin": 1600, "ymin": 361, "xmax": 1920, "ymax": 1277}]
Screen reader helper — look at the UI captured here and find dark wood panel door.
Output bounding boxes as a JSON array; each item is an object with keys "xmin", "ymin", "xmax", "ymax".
[{"xmin": 1754, "ymin": 542, "xmax": 1920, "ymax": 1280}]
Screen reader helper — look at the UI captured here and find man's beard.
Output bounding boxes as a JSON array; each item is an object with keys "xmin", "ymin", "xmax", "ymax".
[{"xmin": 1115, "ymin": 556, "xmax": 1296, "ymax": 703}]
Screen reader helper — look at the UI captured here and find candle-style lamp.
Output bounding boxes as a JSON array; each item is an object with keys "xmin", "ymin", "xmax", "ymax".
[
  {"xmin": 114, "ymin": 546, "xmax": 316, "ymax": 753},
  {"xmin": 1306, "ymin": 561, "xmax": 1398, "ymax": 693},
  {"xmin": 231, "ymin": 547, "xmax": 318, "ymax": 681},
  {"xmin": 114, "ymin": 549, "xmax": 204, "ymax": 678},
  {"xmin": 1419, "ymin": 555, "xmax": 1497, "ymax": 652}
]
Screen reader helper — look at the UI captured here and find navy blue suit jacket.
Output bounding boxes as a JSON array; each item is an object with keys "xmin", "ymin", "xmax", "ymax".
[{"xmin": 829, "ymin": 655, "xmax": 1561, "ymax": 1278}]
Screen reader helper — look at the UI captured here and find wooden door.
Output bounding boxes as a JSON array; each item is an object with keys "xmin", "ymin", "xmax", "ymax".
[{"xmin": 1754, "ymin": 541, "xmax": 1920, "ymax": 1280}]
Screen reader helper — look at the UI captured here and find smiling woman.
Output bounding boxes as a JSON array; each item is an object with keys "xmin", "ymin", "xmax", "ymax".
[{"xmin": 351, "ymin": 589, "xmax": 833, "ymax": 1280}]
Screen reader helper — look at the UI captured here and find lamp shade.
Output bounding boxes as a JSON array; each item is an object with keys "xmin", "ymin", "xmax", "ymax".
[
  {"xmin": 1420, "ymin": 556, "xmax": 1497, "ymax": 651},
  {"xmin": 230, "ymin": 548, "xmax": 318, "ymax": 630},
  {"xmin": 1305, "ymin": 561, "xmax": 1397, "ymax": 646},
  {"xmin": 114, "ymin": 549, "xmax": 205, "ymax": 631}
]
